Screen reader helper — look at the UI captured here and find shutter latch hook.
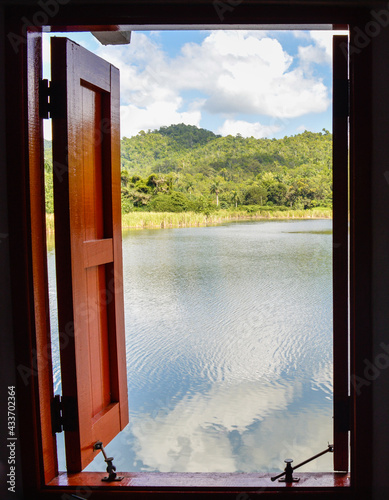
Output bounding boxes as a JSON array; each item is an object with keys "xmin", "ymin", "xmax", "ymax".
[
  {"xmin": 94, "ymin": 441, "xmax": 124, "ymax": 482},
  {"xmin": 271, "ymin": 443, "xmax": 334, "ymax": 483}
]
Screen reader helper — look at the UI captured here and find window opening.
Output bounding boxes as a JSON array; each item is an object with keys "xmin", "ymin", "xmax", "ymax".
[
  {"xmin": 43, "ymin": 118, "xmax": 67, "ymax": 470},
  {"xmin": 43, "ymin": 27, "xmax": 349, "ymax": 476}
]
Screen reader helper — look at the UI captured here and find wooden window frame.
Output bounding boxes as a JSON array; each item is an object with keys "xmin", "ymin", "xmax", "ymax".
[{"xmin": 4, "ymin": 1, "xmax": 373, "ymax": 498}]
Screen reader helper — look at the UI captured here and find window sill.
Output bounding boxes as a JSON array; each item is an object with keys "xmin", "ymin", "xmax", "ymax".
[{"xmin": 47, "ymin": 471, "xmax": 350, "ymax": 490}]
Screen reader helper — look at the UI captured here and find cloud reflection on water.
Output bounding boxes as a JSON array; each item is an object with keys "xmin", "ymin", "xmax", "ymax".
[
  {"xmin": 87, "ymin": 374, "xmax": 332, "ymax": 473},
  {"xmin": 78, "ymin": 220, "xmax": 334, "ymax": 474}
]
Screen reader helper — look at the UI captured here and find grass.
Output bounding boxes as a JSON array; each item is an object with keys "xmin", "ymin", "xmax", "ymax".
[
  {"xmin": 121, "ymin": 208, "xmax": 332, "ymax": 229},
  {"xmin": 46, "ymin": 213, "xmax": 55, "ymax": 232},
  {"xmin": 46, "ymin": 208, "xmax": 332, "ymax": 232}
]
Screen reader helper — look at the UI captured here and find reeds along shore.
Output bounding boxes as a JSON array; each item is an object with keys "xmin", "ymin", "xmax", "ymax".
[{"xmin": 46, "ymin": 208, "xmax": 332, "ymax": 232}]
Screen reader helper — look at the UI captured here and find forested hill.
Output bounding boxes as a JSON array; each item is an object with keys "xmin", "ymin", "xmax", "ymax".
[
  {"xmin": 44, "ymin": 124, "xmax": 333, "ymax": 214},
  {"xmin": 119, "ymin": 124, "xmax": 332, "ymax": 213}
]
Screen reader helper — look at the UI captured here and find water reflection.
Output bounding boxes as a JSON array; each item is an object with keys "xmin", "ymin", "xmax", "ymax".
[
  {"xmin": 49, "ymin": 219, "xmax": 333, "ymax": 473},
  {"xmin": 88, "ymin": 380, "xmax": 332, "ymax": 473}
]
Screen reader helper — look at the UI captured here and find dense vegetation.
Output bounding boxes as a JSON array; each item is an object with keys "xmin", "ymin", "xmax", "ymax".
[{"xmin": 44, "ymin": 124, "xmax": 333, "ymax": 218}]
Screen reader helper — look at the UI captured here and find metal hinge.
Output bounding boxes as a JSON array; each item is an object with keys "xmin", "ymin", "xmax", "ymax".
[
  {"xmin": 39, "ymin": 79, "xmax": 65, "ymax": 119},
  {"xmin": 51, "ymin": 395, "xmax": 78, "ymax": 434},
  {"xmin": 335, "ymin": 395, "xmax": 351, "ymax": 432},
  {"xmin": 333, "ymin": 77, "xmax": 350, "ymax": 119}
]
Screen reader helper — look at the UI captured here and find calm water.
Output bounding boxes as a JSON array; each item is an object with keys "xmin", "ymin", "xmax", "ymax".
[{"xmin": 49, "ymin": 219, "xmax": 334, "ymax": 473}]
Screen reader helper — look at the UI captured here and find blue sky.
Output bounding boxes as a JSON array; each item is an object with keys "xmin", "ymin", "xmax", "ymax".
[{"xmin": 43, "ymin": 29, "xmax": 347, "ymax": 140}]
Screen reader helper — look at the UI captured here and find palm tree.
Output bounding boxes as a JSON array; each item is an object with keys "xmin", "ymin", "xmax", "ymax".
[
  {"xmin": 231, "ymin": 190, "xmax": 240, "ymax": 208},
  {"xmin": 186, "ymin": 180, "xmax": 194, "ymax": 196},
  {"xmin": 210, "ymin": 181, "xmax": 221, "ymax": 206}
]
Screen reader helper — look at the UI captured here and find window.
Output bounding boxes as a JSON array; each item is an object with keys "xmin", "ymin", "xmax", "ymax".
[
  {"xmin": 5, "ymin": 2, "xmax": 374, "ymax": 497},
  {"xmin": 45, "ymin": 29, "xmax": 349, "ymax": 477}
]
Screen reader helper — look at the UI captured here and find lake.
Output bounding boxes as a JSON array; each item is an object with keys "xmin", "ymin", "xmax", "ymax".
[{"xmin": 48, "ymin": 218, "xmax": 334, "ymax": 473}]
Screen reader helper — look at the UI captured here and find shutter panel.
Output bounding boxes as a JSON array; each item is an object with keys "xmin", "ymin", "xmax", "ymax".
[
  {"xmin": 332, "ymin": 34, "xmax": 349, "ymax": 472},
  {"xmin": 51, "ymin": 37, "xmax": 128, "ymax": 473}
]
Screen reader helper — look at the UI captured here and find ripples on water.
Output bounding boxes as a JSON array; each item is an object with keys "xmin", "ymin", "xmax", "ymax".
[{"xmin": 49, "ymin": 219, "xmax": 333, "ymax": 473}]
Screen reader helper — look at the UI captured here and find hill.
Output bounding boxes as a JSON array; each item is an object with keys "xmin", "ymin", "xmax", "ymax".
[
  {"xmin": 119, "ymin": 124, "xmax": 332, "ymax": 213},
  {"xmin": 44, "ymin": 124, "xmax": 333, "ymax": 214}
]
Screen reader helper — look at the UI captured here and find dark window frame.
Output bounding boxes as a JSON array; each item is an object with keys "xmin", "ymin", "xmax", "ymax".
[{"xmin": 4, "ymin": 2, "xmax": 373, "ymax": 498}]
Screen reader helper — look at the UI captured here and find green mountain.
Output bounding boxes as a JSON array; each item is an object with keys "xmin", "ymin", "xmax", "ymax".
[
  {"xmin": 119, "ymin": 124, "xmax": 332, "ymax": 212},
  {"xmin": 45, "ymin": 124, "xmax": 333, "ymax": 214}
]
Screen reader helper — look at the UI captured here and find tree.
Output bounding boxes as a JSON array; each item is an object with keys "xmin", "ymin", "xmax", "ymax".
[
  {"xmin": 267, "ymin": 182, "xmax": 288, "ymax": 206},
  {"xmin": 186, "ymin": 180, "xmax": 195, "ymax": 196},
  {"xmin": 45, "ymin": 125, "xmax": 333, "ymax": 214},
  {"xmin": 243, "ymin": 185, "xmax": 267, "ymax": 206},
  {"xmin": 121, "ymin": 170, "xmax": 130, "ymax": 187},
  {"xmin": 210, "ymin": 180, "xmax": 221, "ymax": 206},
  {"xmin": 230, "ymin": 190, "xmax": 240, "ymax": 208}
]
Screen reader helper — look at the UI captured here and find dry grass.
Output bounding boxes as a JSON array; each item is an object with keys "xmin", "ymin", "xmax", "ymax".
[
  {"xmin": 46, "ymin": 208, "xmax": 331, "ymax": 233},
  {"xmin": 121, "ymin": 208, "xmax": 332, "ymax": 229}
]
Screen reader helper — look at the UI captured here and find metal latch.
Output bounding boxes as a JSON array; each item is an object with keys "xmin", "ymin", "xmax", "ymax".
[
  {"xmin": 271, "ymin": 444, "xmax": 334, "ymax": 483},
  {"xmin": 94, "ymin": 441, "xmax": 124, "ymax": 482}
]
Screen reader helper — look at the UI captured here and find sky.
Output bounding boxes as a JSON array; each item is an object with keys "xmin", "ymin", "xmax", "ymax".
[{"xmin": 42, "ymin": 29, "xmax": 347, "ymax": 140}]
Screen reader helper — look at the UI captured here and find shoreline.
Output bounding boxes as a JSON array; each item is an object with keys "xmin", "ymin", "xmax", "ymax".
[
  {"xmin": 122, "ymin": 215, "xmax": 332, "ymax": 230},
  {"xmin": 46, "ymin": 209, "xmax": 332, "ymax": 232},
  {"xmin": 121, "ymin": 209, "xmax": 332, "ymax": 230}
]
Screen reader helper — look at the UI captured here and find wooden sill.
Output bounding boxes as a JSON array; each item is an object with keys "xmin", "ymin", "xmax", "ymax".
[{"xmin": 47, "ymin": 471, "xmax": 350, "ymax": 491}]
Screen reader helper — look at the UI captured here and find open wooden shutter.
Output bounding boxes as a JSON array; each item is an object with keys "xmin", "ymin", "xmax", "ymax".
[
  {"xmin": 51, "ymin": 37, "xmax": 128, "ymax": 473},
  {"xmin": 332, "ymin": 34, "xmax": 349, "ymax": 472}
]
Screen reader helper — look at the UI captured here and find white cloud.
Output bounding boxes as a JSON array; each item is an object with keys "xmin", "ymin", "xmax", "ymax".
[
  {"xmin": 168, "ymin": 32, "xmax": 330, "ymax": 118},
  {"xmin": 217, "ymin": 119, "xmax": 281, "ymax": 139},
  {"xmin": 91, "ymin": 31, "xmax": 331, "ymax": 137},
  {"xmin": 296, "ymin": 29, "xmax": 348, "ymax": 70},
  {"xmin": 120, "ymin": 102, "xmax": 201, "ymax": 138},
  {"xmin": 41, "ymin": 31, "xmax": 334, "ymax": 139},
  {"xmin": 298, "ymin": 43, "xmax": 329, "ymax": 69},
  {"xmin": 309, "ymin": 31, "xmax": 335, "ymax": 62}
]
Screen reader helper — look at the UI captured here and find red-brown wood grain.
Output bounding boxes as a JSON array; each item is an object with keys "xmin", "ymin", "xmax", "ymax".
[
  {"xmin": 27, "ymin": 31, "xmax": 58, "ymax": 483},
  {"xmin": 44, "ymin": 472, "xmax": 351, "ymax": 500},
  {"xmin": 83, "ymin": 239, "xmax": 114, "ymax": 268},
  {"xmin": 51, "ymin": 37, "xmax": 128, "ymax": 473},
  {"xmin": 48, "ymin": 471, "xmax": 351, "ymax": 489}
]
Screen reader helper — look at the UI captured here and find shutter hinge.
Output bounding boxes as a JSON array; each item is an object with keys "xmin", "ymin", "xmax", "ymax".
[
  {"xmin": 333, "ymin": 77, "xmax": 350, "ymax": 119},
  {"xmin": 51, "ymin": 395, "xmax": 78, "ymax": 434},
  {"xmin": 39, "ymin": 79, "xmax": 65, "ymax": 119},
  {"xmin": 335, "ymin": 395, "xmax": 351, "ymax": 432}
]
